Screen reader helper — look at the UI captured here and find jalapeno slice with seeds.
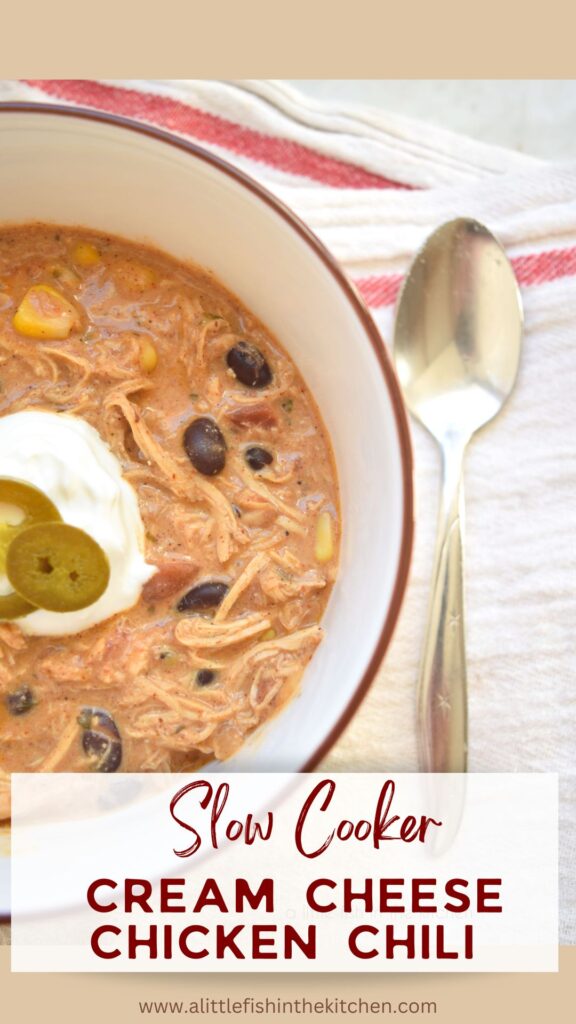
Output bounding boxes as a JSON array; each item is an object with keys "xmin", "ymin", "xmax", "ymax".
[
  {"xmin": 0, "ymin": 478, "xmax": 62, "ymax": 620},
  {"xmin": 6, "ymin": 522, "xmax": 110, "ymax": 613},
  {"xmin": 0, "ymin": 477, "xmax": 62, "ymax": 571}
]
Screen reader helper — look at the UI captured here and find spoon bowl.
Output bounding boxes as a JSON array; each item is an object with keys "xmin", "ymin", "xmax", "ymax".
[
  {"xmin": 394, "ymin": 218, "xmax": 523, "ymax": 772},
  {"xmin": 395, "ymin": 218, "xmax": 523, "ymax": 445}
]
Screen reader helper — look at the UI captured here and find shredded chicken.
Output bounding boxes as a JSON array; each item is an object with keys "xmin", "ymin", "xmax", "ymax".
[
  {"xmin": 278, "ymin": 599, "xmax": 312, "ymax": 632},
  {"xmin": 175, "ymin": 611, "xmax": 272, "ymax": 652},
  {"xmin": 260, "ymin": 555, "xmax": 326, "ymax": 604},
  {"xmin": 122, "ymin": 673, "xmax": 245, "ymax": 754},
  {"xmin": 214, "ymin": 552, "xmax": 269, "ymax": 622},
  {"xmin": 197, "ymin": 327, "xmax": 236, "ymax": 369},
  {"xmin": 36, "ymin": 717, "xmax": 81, "ymax": 772},
  {"xmin": 42, "ymin": 345, "xmax": 93, "ymax": 387},
  {"xmin": 229, "ymin": 454, "xmax": 306, "ymax": 523},
  {"xmin": 0, "ymin": 623, "xmax": 28, "ymax": 653},
  {"xmin": 224, "ymin": 625, "xmax": 323, "ymax": 725},
  {"xmin": 106, "ymin": 390, "xmax": 245, "ymax": 562}
]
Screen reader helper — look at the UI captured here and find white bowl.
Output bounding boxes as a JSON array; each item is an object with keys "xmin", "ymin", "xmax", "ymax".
[{"xmin": 0, "ymin": 103, "xmax": 413, "ymax": 916}]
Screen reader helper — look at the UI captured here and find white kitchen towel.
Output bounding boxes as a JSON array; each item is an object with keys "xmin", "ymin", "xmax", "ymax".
[{"xmin": 1, "ymin": 79, "xmax": 574, "ymax": 940}]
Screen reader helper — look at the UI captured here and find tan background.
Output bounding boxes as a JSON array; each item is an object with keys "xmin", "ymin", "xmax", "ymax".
[
  {"xmin": 1, "ymin": 946, "xmax": 574, "ymax": 1022},
  {"xmin": 0, "ymin": 1, "xmax": 573, "ymax": 77}
]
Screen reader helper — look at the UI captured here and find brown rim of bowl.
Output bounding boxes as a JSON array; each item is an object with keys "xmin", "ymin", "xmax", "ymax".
[{"xmin": 0, "ymin": 100, "xmax": 414, "ymax": 778}]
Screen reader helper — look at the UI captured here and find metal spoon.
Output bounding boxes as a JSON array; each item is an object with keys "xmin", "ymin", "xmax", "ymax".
[{"xmin": 393, "ymin": 218, "xmax": 523, "ymax": 772}]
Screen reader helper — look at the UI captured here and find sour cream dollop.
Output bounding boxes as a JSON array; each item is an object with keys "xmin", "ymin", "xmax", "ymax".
[{"xmin": 0, "ymin": 410, "xmax": 157, "ymax": 636}]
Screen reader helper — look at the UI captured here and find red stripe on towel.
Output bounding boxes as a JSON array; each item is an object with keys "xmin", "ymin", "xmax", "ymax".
[
  {"xmin": 355, "ymin": 246, "xmax": 576, "ymax": 308},
  {"xmin": 23, "ymin": 79, "xmax": 413, "ymax": 192}
]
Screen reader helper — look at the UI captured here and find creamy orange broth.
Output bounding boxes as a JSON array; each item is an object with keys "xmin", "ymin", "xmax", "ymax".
[{"xmin": 0, "ymin": 225, "xmax": 339, "ymax": 811}]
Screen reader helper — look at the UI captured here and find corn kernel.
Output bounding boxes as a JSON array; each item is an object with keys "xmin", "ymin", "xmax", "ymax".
[
  {"xmin": 261, "ymin": 628, "xmax": 276, "ymax": 642},
  {"xmin": 13, "ymin": 285, "xmax": 79, "ymax": 340},
  {"xmin": 139, "ymin": 338, "xmax": 158, "ymax": 373},
  {"xmin": 72, "ymin": 242, "xmax": 100, "ymax": 268},
  {"xmin": 314, "ymin": 511, "xmax": 334, "ymax": 563}
]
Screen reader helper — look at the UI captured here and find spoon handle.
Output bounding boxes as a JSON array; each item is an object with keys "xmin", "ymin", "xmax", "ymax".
[{"xmin": 418, "ymin": 439, "xmax": 468, "ymax": 772}]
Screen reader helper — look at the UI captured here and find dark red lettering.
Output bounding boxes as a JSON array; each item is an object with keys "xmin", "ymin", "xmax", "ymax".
[
  {"xmin": 90, "ymin": 925, "xmax": 120, "ymax": 958},
  {"xmin": 412, "ymin": 878, "xmax": 437, "ymax": 912},
  {"xmin": 159, "ymin": 879, "xmax": 185, "ymax": 913},
  {"xmin": 170, "ymin": 779, "xmax": 213, "ymax": 858},
  {"xmin": 295, "ymin": 779, "xmax": 336, "ymax": 858},
  {"xmin": 477, "ymin": 879, "xmax": 502, "ymax": 912},
  {"xmin": 306, "ymin": 879, "xmax": 336, "ymax": 912},
  {"xmin": 444, "ymin": 878, "xmax": 470, "ymax": 912},
  {"xmin": 236, "ymin": 878, "xmax": 274, "ymax": 912},
  {"xmin": 179, "ymin": 925, "xmax": 209, "ymax": 958},
  {"xmin": 349, "ymin": 925, "xmax": 379, "ymax": 959},
  {"xmin": 87, "ymin": 878, "xmax": 117, "ymax": 913}
]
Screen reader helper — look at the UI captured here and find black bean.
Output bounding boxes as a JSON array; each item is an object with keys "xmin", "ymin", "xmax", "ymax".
[
  {"xmin": 6, "ymin": 685, "xmax": 35, "ymax": 716},
  {"xmin": 183, "ymin": 417, "xmax": 226, "ymax": 476},
  {"xmin": 226, "ymin": 341, "xmax": 272, "ymax": 388},
  {"xmin": 196, "ymin": 669, "xmax": 216, "ymax": 687},
  {"xmin": 177, "ymin": 580, "xmax": 229, "ymax": 613},
  {"xmin": 78, "ymin": 707, "xmax": 122, "ymax": 773},
  {"xmin": 245, "ymin": 445, "xmax": 273, "ymax": 471},
  {"xmin": 78, "ymin": 707, "xmax": 120, "ymax": 737}
]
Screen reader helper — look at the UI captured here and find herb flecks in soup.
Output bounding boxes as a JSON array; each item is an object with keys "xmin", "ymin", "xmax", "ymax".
[{"xmin": 0, "ymin": 226, "xmax": 339, "ymax": 813}]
